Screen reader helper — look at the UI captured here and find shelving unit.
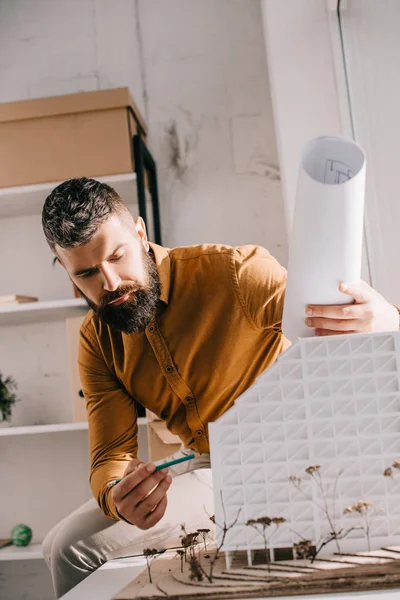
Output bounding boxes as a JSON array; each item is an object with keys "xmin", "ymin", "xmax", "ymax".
[
  {"xmin": 0, "ymin": 298, "xmax": 87, "ymax": 326},
  {"xmin": 0, "ymin": 87, "xmax": 163, "ymax": 599},
  {"xmin": 0, "ymin": 172, "xmax": 137, "ymax": 219},
  {"xmin": 0, "ymin": 418, "xmax": 148, "ymax": 437},
  {"xmin": 0, "ymin": 133, "xmax": 163, "ymax": 243},
  {"xmin": 0, "ymin": 544, "xmax": 44, "ymax": 562},
  {"xmin": 0, "ymin": 146, "xmax": 160, "ymax": 595}
]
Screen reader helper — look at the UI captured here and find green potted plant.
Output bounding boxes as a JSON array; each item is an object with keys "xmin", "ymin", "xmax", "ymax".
[{"xmin": 0, "ymin": 372, "xmax": 19, "ymax": 426}]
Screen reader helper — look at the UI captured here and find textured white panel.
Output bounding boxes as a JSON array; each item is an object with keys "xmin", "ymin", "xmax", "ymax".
[{"xmin": 209, "ymin": 331, "xmax": 400, "ymax": 556}]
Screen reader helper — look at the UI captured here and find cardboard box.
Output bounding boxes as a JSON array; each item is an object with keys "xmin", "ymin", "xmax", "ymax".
[
  {"xmin": 147, "ymin": 420, "xmax": 182, "ymax": 462},
  {"xmin": 146, "ymin": 410, "xmax": 182, "ymax": 462},
  {"xmin": 0, "ymin": 87, "xmax": 147, "ymax": 188}
]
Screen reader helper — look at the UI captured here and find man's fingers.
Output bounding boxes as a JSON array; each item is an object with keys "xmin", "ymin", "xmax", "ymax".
[
  {"xmin": 306, "ymin": 281, "xmax": 372, "ymax": 317},
  {"xmin": 123, "ymin": 458, "xmax": 144, "ymax": 476},
  {"xmin": 316, "ymin": 329, "xmax": 357, "ymax": 337},
  {"xmin": 116, "ymin": 473, "xmax": 166, "ymax": 525},
  {"xmin": 135, "ymin": 476, "xmax": 172, "ymax": 521},
  {"xmin": 128, "ymin": 470, "xmax": 168, "ymax": 506},
  {"xmin": 117, "ymin": 474, "xmax": 170, "ymax": 524},
  {"xmin": 306, "ymin": 303, "xmax": 363, "ymax": 320},
  {"xmin": 306, "ymin": 317, "xmax": 357, "ymax": 332},
  {"xmin": 112, "ymin": 463, "xmax": 157, "ymax": 502},
  {"xmin": 140, "ymin": 496, "xmax": 168, "ymax": 530},
  {"xmin": 339, "ymin": 281, "xmax": 370, "ymax": 304}
]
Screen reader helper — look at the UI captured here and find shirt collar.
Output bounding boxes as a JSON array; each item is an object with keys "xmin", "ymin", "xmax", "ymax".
[{"xmin": 149, "ymin": 242, "xmax": 170, "ymax": 305}]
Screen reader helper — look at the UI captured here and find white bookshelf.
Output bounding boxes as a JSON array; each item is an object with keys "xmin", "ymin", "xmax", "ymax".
[
  {"xmin": 0, "ymin": 298, "xmax": 88, "ymax": 326},
  {"xmin": 0, "ymin": 170, "xmax": 153, "ymax": 586},
  {"xmin": 0, "ymin": 418, "xmax": 148, "ymax": 437},
  {"xmin": 0, "ymin": 172, "xmax": 137, "ymax": 219},
  {"xmin": 0, "ymin": 417, "xmax": 149, "ymax": 564},
  {"xmin": 0, "ymin": 544, "xmax": 43, "ymax": 561}
]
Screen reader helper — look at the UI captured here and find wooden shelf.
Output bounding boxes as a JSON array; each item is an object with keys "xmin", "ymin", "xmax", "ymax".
[
  {"xmin": 0, "ymin": 418, "xmax": 148, "ymax": 437},
  {"xmin": 0, "ymin": 172, "xmax": 137, "ymax": 219},
  {"xmin": 0, "ymin": 543, "xmax": 43, "ymax": 561},
  {"xmin": 0, "ymin": 298, "xmax": 88, "ymax": 326},
  {"xmin": 0, "ymin": 421, "xmax": 88, "ymax": 436}
]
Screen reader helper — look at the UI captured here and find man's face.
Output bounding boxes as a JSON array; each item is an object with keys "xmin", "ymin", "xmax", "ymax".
[{"xmin": 57, "ymin": 215, "xmax": 161, "ymax": 333}]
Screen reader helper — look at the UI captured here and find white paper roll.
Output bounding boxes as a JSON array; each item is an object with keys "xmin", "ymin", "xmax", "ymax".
[{"xmin": 282, "ymin": 135, "xmax": 366, "ymax": 342}]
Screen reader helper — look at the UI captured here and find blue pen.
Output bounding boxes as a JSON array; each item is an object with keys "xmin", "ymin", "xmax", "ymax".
[{"xmin": 107, "ymin": 453, "xmax": 196, "ymax": 488}]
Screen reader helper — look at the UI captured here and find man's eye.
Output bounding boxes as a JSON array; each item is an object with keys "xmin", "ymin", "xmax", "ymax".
[
  {"xmin": 110, "ymin": 255, "xmax": 122, "ymax": 262},
  {"xmin": 80, "ymin": 270, "xmax": 95, "ymax": 279}
]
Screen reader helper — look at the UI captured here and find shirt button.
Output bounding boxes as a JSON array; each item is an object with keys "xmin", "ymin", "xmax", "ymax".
[
  {"xmin": 148, "ymin": 326, "xmax": 155, "ymax": 333},
  {"xmin": 185, "ymin": 396, "xmax": 193, "ymax": 403},
  {"xmin": 195, "ymin": 430, "xmax": 203, "ymax": 437},
  {"xmin": 165, "ymin": 365, "xmax": 173, "ymax": 373}
]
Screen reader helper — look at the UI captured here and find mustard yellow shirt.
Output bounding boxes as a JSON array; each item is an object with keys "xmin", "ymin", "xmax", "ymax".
[{"xmin": 79, "ymin": 243, "xmax": 290, "ymax": 519}]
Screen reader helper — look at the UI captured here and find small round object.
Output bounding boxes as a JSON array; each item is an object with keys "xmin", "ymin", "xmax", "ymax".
[
  {"xmin": 148, "ymin": 326, "xmax": 155, "ymax": 333},
  {"xmin": 165, "ymin": 365, "xmax": 173, "ymax": 373},
  {"xmin": 195, "ymin": 430, "xmax": 203, "ymax": 437},
  {"xmin": 10, "ymin": 524, "xmax": 33, "ymax": 547}
]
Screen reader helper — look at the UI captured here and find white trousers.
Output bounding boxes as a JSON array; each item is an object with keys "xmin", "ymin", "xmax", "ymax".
[{"xmin": 42, "ymin": 450, "xmax": 213, "ymax": 599}]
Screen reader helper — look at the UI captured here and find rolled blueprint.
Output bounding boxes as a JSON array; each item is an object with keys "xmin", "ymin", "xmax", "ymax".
[{"xmin": 282, "ymin": 135, "xmax": 366, "ymax": 342}]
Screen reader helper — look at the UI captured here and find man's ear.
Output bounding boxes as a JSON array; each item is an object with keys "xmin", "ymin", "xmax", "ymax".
[
  {"xmin": 134, "ymin": 216, "xmax": 150, "ymax": 251},
  {"xmin": 53, "ymin": 256, "xmax": 64, "ymax": 268}
]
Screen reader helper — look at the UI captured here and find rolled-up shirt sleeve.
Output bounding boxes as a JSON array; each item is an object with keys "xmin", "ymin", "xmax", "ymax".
[{"xmin": 78, "ymin": 323, "xmax": 138, "ymax": 520}]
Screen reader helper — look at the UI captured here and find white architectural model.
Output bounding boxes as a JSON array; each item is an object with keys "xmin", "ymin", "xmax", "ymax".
[{"xmin": 209, "ymin": 332, "xmax": 400, "ymax": 565}]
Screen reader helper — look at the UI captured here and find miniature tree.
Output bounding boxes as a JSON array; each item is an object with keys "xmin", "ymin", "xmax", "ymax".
[
  {"xmin": 343, "ymin": 500, "xmax": 380, "ymax": 552},
  {"xmin": 188, "ymin": 555, "xmax": 203, "ymax": 582},
  {"xmin": 200, "ymin": 498, "xmax": 242, "ymax": 583},
  {"xmin": 181, "ymin": 495, "xmax": 241, "ymax": 584},
  {"xmin": 178, "ymin": 525, "xmax": 202, "ymax": 581},
  {"xmin": 293, "ymin": 539, "xmax": 316, "ymax": 561},
  {"xmin": 245, "ymin": 516, "xmax": 286, "ymax": 569},
  {"xmin": 197, "ymin": 528, "xmax": 211, "ymax": 551},
  {"xmin": 180, "ymin": 526, "xmax": 200, "ymax": 562},
  {"xmin": 383, "ymin": 459, "xmax": 400, "ymax": 484},
  {"xmin": 143, "ymin": 548, "xmax": 159, "ymax": 583},
  {"xmin": 177, "ymin": 549, "xmax": 185, "ymax": 573},
  {"xmin": 289, "ymin": 465, "xmax": 356, "ymax": 561}
]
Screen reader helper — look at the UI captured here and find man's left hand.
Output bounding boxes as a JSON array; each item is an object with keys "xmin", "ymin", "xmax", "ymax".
[{"xmin": 305, "ymin": 281, "xmax": 399, "ymax": 336}]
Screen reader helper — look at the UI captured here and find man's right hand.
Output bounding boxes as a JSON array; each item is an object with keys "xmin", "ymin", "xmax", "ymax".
[{"xmin": 111, "ymin": 459, "xmax": 172, "ymax": 529}]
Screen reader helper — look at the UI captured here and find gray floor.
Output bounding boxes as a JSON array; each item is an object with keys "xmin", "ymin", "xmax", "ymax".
[{"xmin": 0, "ymin": 558, "xmax": 55, "ymax": 600}]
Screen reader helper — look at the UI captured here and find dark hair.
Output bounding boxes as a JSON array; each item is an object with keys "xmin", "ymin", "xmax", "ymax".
[{"xmin": 42, "ymin": 177, "xmax": 131, "ymax": 253}]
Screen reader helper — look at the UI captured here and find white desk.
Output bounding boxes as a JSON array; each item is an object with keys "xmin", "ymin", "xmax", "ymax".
[
  {"xmin": 61, "ymin": 556, "xmax": 147, "ymax": 600},
  {"xmin": 61, "ymin": 556, "xmax": 400, "ymax": 600}
]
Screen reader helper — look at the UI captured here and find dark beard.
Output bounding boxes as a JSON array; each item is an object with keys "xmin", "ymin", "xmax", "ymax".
[{"xmin": 78, "ymin": 249, "xmax": 161, "ymax": 334}]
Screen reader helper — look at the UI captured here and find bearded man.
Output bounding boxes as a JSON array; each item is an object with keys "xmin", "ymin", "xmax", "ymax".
[{"xmin": 41, "ymin": 177, "xmax": 399, "ymax": 598}]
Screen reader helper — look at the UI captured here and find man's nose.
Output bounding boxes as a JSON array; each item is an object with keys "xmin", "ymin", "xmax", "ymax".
[{"xmin": 101, "ymin": 265, "xmax": 121, "ymax": 292}]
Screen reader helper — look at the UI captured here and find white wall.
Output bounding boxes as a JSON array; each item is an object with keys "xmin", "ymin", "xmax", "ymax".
[
  {"xmin": 261, "ymin": 0, "xmax": 344, "ymax": 232},
  {"xmin": 261, "ymin": 0, "xmax": 371, "ymax": 284},
  {"xmin": 338, "ymin": 0, "xmax": 400, "ymax": 303},
  {"xmin": 0, "ymin": 0, "xmax": 287, "ymax": 264},
  {"xmin": 139, "ymin": 0, "xmax": 286, "ymax": 259}
]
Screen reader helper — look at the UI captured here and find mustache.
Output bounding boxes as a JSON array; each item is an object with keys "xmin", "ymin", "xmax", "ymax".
[{"xmin": 99, "ymin": 284, "xmax": 140, "ymax": 308}]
